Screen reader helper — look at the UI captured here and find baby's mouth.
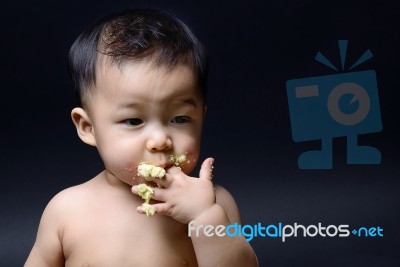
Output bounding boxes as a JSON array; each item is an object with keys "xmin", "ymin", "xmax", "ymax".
[
  {"xmin": 133, "ymin": 153, "xmax": 192, "ymax": 183},
  {"xmin": 133, "ymin": 153, "xmax": 193, "ymax": 217},
  {"xmin": 137, "ymin": 163, "xmax": 166, "ymax": 181}
]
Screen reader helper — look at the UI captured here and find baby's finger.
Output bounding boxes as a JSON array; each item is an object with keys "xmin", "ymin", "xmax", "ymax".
[
  {"xmin": 152, "ymin": 173, "xmax": 173, "ymax": 188},
  {"xmin": 148, "ymin": 202, "xmax": 173, "ymax": 217},
  {"xmin": 166, "ymin": 165, "xmax": 184, "ymax": 175},
  {"xmin": 137, "ymin": 204, "xmax": 156, "ymax": 217},
  {"xmin": 131, "ymin": 185, "xmax": 140, "ymax": 195},
  {"xmin": 199, "ymin": 157, "xmax": 214, "ymax": 181},
  {"xmin": 148, "ymin": 187, "xmax": 167, "ymax": 202},
  {"xmin": 131, "ymin": 185, "xmax": 167, "ymax": 202}
]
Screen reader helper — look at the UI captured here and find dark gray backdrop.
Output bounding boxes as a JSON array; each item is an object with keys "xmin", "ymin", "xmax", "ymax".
[{"xmin": 1, "ymin": 0, "xmax": 399, "ymax": 266}]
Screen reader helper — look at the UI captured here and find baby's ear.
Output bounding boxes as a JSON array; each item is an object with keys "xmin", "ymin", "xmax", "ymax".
[{"xmin": 71, "ymin": 107, "xmax": 96, "ymax": 146}]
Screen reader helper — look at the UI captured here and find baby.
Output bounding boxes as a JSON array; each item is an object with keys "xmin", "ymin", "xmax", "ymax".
[{"xmin": 25, "ymin": 8, "xmax": 258, "ymax": 267}]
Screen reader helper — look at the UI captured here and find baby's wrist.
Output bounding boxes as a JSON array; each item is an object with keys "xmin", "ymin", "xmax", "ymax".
[{"xmin": 191, "ymin": 203, "xmax": 229, "ymax": 226}]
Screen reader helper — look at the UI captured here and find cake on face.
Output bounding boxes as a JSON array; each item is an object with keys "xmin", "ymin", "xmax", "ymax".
[
  {"xmin": 137, "ymin": 154, "xmax": 188, "ymax": 181},
  {"xmin": 135, "ymin": 154, "xmax": 188, "ymax": 216},
  {"xmin": 137, "ymin": 163, "xmax": 166, "ymax": 181},
  {"xmin": 167, "ymin": 154, "xmax": 187, "ymax": 166}
]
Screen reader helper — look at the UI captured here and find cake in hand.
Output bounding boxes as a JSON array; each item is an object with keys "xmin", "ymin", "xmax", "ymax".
[
  {"xmin": 135, "ymin": 154, "xmax": 188, "ymax": 216},
  {"xmin": 136, "ymin": 183, "xmax": 155, "ymax": 217}
]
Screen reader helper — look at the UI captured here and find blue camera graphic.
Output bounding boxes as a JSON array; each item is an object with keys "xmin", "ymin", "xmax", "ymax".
[{"xmin": 286, "ymin": 40, "xmax": 382, "ymax": 169}]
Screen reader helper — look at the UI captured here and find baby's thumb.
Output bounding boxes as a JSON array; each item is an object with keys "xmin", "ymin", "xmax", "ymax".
[{"xmin": 199, "ymin": 157, "xmax": 214, "ymax": 181}]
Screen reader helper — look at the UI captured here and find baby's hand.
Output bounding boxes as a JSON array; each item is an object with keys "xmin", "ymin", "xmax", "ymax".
[{"xmin": 131, "ymin": 158, "xmax": 215, "ymax": 223}]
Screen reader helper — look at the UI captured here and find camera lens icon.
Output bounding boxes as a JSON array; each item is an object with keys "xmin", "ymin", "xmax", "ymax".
[{"xmin": 327, "ymin": 82, "xmax": 370, "ymax": 126}]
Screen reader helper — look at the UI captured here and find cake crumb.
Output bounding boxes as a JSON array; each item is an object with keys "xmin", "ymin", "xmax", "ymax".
[
  {"xmin": 140, "ymin": 203, "xmax": 155, "ymax": 217},
  {"xmin": 136, "ymin": 183, "xmax": 155, "ymax": 217},
  {"xmin": 137, "ymin": 183, "xmax": 154, "ymax": 203},
  {"xmin": 137, "ymin": 163, "xmax": 166, "ymax": 181},
  {"xmin": 168, "ymin": 154, "xmax": 187, "ymax": 166}
]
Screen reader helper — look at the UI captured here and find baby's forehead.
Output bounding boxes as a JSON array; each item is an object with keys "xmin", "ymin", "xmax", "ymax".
[
  {"xmin": 97, "ymin": 57, "xmax": 200, "ymax": 88},
  {"xmin": 92, "ymin": 57, "xmax": 203, "ymax": 100}
]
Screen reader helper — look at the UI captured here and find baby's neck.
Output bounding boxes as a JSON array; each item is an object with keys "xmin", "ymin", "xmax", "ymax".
[{"xmin": 94, "ymin": 170, "xmax": 137, "ymax": 198}]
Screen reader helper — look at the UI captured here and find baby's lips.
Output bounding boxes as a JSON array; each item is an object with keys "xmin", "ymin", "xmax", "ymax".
[{"xmin": 133, "ymin": 153, "xmax": 196, "ymax": 180}]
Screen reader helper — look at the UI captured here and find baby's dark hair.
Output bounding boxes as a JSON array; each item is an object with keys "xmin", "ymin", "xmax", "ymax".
[{"xmin": 68, "ymin": 9, "xmax": 208, "ymax": 107}]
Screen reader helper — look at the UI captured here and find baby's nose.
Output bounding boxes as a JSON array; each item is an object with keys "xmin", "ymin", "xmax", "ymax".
[{"xmin": 146, "ymin": 128, "xmax": 173, "ymax": 152}]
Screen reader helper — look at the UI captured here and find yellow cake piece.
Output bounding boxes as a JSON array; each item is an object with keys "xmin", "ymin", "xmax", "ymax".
[
  {"xmin": 137, "ymin": 163, "xmax": 166, "ymax": 181},
  {"xmin": 140, "ymin": 203, "xmax": 155, "ymax": 217},
  {"xmin": 137, "ymin": 183, "xmax": 154, "ymax": 203},
  {"xmin": 136, "ymin": 183, "xmax": 155, "ymax": 217},
  {"xmin": 135, "ymin": 155, "xmax": 187, "ymax": 217},
  {"xmin": 168, "ymin": 154, "xmax": 187, "ymax": 166}
]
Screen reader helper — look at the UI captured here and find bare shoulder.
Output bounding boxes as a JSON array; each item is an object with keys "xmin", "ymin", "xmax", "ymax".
[
  {"xmin": 24, "ymin": 181, "xmax": 93, "ymax": 267},
  {"xmin": 38, "ymin": 179, "xmax": 95, "ymax": 234},
  {"xmin": 214, "ymin": 184, "xmax": 242, "ymax": 224},
  {"xmin": 44, "ymin": 180, "xmax": 93, "ymax": 215}
]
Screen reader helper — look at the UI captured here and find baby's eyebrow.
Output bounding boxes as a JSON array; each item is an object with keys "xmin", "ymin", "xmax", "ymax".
[
  {"xmin": 178, "ymin": 98, "xmax": 198, "ymax": 108},
  {"xmin": 119, "ymin": 102, "xmax": 143, "ymax": 109},
  {"xmin": 117, "ymin": 98, "xmax": 198, "ymax": 109}
]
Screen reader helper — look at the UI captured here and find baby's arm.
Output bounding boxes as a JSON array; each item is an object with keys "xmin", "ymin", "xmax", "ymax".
[
  {"xmin": 190, "ymin": 185, "xmax": 259, "ymax": 267},
  {"xmin": 132, "ymin": 158, "xmax": 258, "ymax": 267},
  {"xmin": 24, "ymin": 194, "xmax": 65, "ymax": 267}
]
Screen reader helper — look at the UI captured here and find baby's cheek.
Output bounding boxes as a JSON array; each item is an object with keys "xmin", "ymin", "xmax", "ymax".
[
  {"xmin": 122, "ymin": 165, "xmax": 138, "ymax": 185},
  {"xmin": 97, "ymin": 141, "xmax": 145, "ymax": 185},
  {"xmin": 110, "ymin": 161, "xmax": 136, "ymax": 185},
  {"xmin": 103, "ymin": 154, "xmax": 140, "ymax": 186},
  {"xmin": 178, "ymin": 152, "xmax": 199, "ymax": 175}
]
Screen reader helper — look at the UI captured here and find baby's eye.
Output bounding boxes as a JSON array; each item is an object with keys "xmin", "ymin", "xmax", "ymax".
[
  {"xmin": 171, "ymin": 116, "xmax": 191, "ymax": 124},
  {"xmin": 123, "ymin": 118, "xmax": 144, "ymax": 126}
]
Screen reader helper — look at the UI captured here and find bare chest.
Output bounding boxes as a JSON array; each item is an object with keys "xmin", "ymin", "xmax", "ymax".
[{"xmin": 62, "ymin": 201, "xmax": 197, "ymax": 267}]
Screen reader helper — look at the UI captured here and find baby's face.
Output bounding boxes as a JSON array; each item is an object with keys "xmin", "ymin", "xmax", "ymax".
[{"xmin": 87, "ymin": 60, "xmax": 205, "ymax": 186}]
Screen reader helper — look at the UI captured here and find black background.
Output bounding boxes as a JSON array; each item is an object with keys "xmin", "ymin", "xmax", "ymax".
[{"xmin": 1, "ymin": 0, "xmax": 399, "ymax": 266}]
